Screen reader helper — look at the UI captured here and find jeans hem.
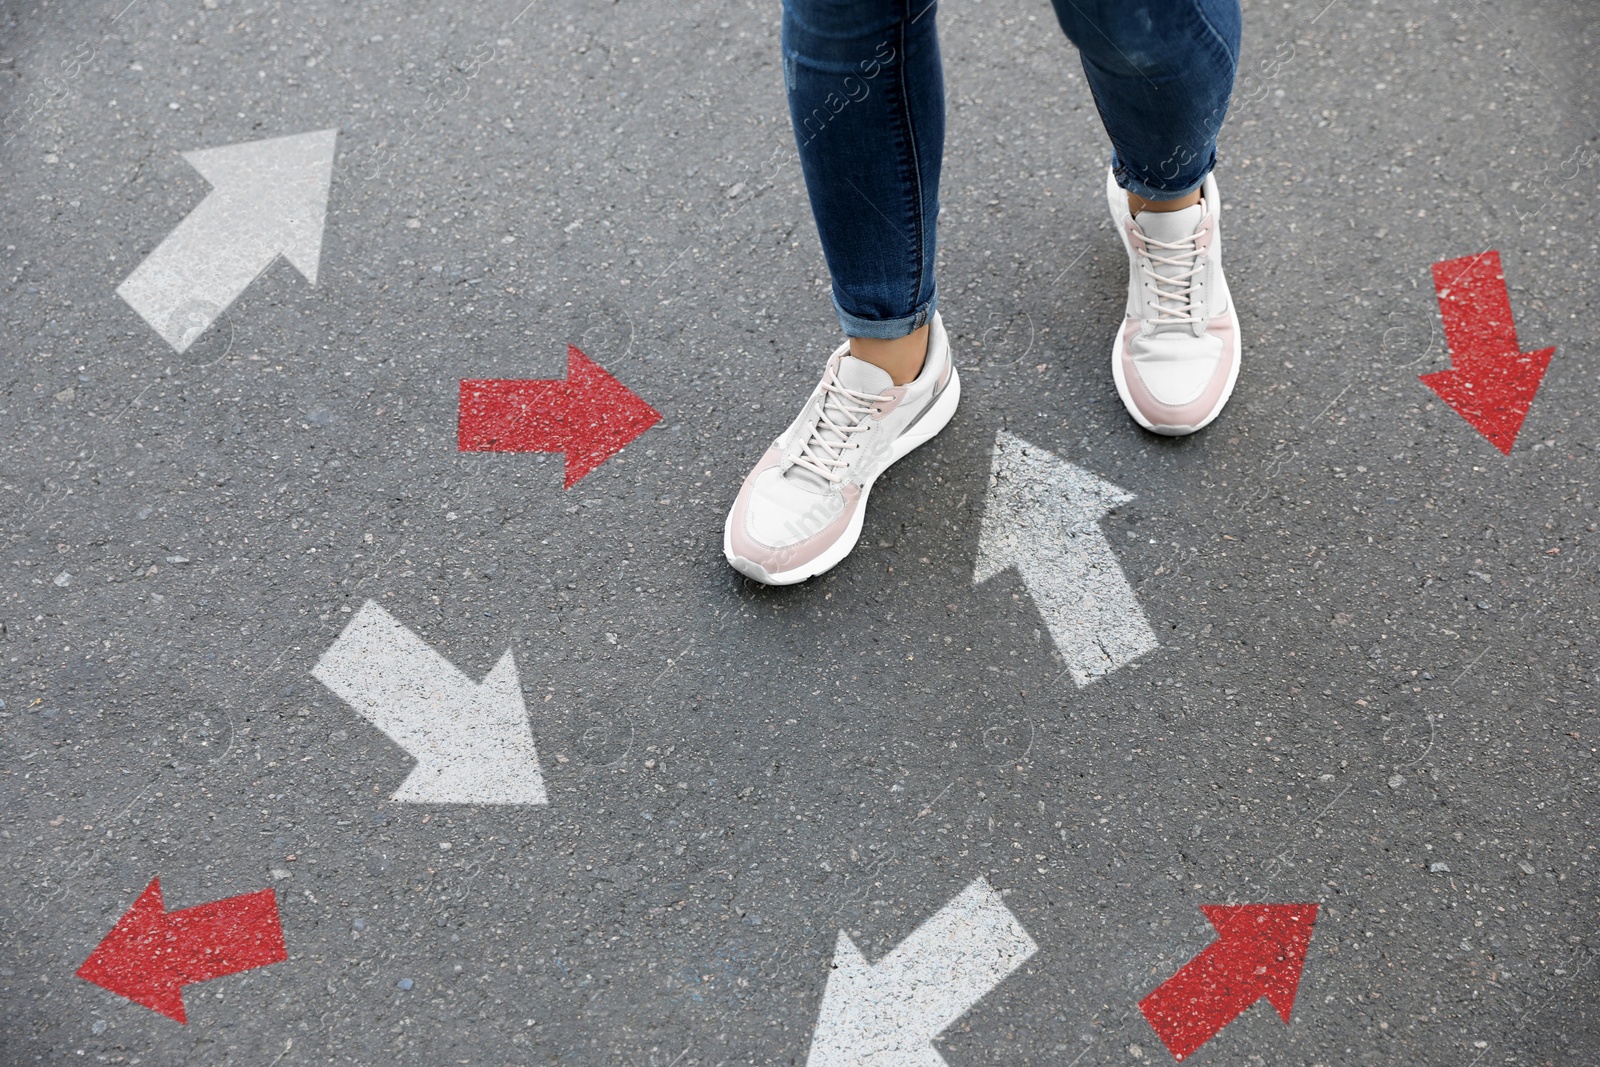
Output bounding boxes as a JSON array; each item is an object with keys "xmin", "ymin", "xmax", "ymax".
[
  {"xmin": 1112, "ymin": 150, "xmax": 1214, "ymax": 202},
  {"xmin": 832, "ymin": 286, "xmax": 938, "ymax": 339}
]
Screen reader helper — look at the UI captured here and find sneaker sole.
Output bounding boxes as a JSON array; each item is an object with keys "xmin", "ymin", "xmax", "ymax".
[
  {"xmin": 1110, "ymin": 307, "xmax": 1242, "ymax": 436},
  {"xmin": 723, "ymin": 367, "xmax": 962, "ymax": 586}
]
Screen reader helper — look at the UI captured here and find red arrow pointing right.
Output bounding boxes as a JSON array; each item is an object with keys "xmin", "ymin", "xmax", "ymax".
[
  {"xmin": 458, "ymin": 344, "xmax": 661, "ymax": 487},
  {"xmin": 76, "ymin": 878, "xmax": 287, "ymax": 1023},
  {"xmin": 1139, "ymin": 903, "xmax": 1319, "ymax": 1061},
  {"xmin": 1419, "ymin": 250, "xmax": 1554, "ymax": 455}
]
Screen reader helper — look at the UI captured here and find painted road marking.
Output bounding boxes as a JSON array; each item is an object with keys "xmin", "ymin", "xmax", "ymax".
[
  {"xmin": 312, "ymin": 600, "xmax": 548, "ymax": 805},
  {"xmin": 76, "ymin": 878, "xmax": 287, "ymax": 1024},
  {"xmin": 1139, "ymin": 903, "xmax": 1319, "ymax": 1061},
  {"xmin": 806, "ymin": 877, "xmax": 1037, "ymax": 1067},
  {"xmin": 975, "ymin": 430, "xmax": 1158, "ymax": 685},
  {"xmin": 117, "ymin": 129, "xmax": 337, "ymax": 352},
  {"xmin": 1420, "ymin": 250, "xmax": 1554, "ymax": 455},
  {"xmin": 459, "ymin": 343, "xmax": 662, "ymax": 488}
]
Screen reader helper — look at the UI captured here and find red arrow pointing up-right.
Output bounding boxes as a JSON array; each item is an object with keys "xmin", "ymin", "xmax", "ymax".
[
  {"xmin": 1139, "ymin": 903, "xmax": 1319, "ymax": 1061},
  {"xmin": 1419, "ymin": 250, "xmax": 1554, "ymax": 455}
]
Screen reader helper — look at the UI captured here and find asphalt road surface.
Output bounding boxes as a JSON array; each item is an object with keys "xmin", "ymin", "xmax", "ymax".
[{"xmin": 3, "ymin": 0, "xmax": 1597, "ymax": 1064}]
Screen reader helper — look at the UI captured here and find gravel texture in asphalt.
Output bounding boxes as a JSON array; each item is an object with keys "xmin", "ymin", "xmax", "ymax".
[{"xmin": 2, "ymin": 0, "xmax": 1597, "ymax": 1064}]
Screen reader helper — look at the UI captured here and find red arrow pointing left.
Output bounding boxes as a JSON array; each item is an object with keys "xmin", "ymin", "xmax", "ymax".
[
  {"xmin": 1139, "ymin": 903, "xmax": 1318, "ymax": 1061},
  {"xmin": 76, "ymin": 878, "xmax": 287, "ymax": 1023},
  {"xmin": 459, "ymin": 344, "xmax": 661, "ymax": 487}
]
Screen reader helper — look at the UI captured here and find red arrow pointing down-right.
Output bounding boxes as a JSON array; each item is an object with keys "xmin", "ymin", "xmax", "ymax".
[
  {"xmin": 1139, "ymin": 903, "xmax": 1319, "ymax": 1061},
  {"xmin": 1420, "ymin": 250, "xmax": 1554, "ymax": 455}
]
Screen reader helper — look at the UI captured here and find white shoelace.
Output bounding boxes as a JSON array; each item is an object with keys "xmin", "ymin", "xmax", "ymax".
[
  {"xmin": 789, "ymin": 369, "xmax": 888, "ymax": 486},
  {"xmin": 1139, "ymin": 229, "xmax": 1206, "ymax": 328}
]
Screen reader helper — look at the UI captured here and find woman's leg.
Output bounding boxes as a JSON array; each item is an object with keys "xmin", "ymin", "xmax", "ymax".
[
  {"xmin": 782, "ymin": 0, "xmax": 944, "ymax": 374},
  {"xmin": 1049, "ymin": 0, "xmax": 1246, "ymax": 436},
  {"xmin": 722, "ymin": 0, "xmax": 961, "ymax": 585},
  {"xmin": 1047, "ymin": 0, "xmax": 1241, "ymax": 203}
]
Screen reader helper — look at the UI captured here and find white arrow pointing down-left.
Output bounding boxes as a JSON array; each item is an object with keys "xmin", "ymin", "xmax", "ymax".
[
  {"xmin": 117, "ymin": 128, "xmax": 336, "ymax": 352},
  {"xmin": 313, "ymin": 600, "xmax": 547, "ymax": 805},
  {"xmin": 807, "ymin": 878, "xmax": 1037, "ymax": 1067}
]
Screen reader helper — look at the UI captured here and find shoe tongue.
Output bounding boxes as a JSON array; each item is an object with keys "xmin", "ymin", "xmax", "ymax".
[
  {"xmin": 1136, "ymin": 203, "xmax": 1204, "ymax": 245},
  {"xmin": 784, "ymin": 355, "xmax": 893, "ymax": 492},
  {"xmin": 834, "ymin": 354, "xmax": 894, "ymax": 395}
]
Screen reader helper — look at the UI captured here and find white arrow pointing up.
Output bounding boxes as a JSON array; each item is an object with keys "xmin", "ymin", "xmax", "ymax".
[
  {"xmin": 806, "ymin": 878, "xmax": 1037, "ymax": 1067},
  {"xmin": 117, "ymin": 128, "xmax": 337, "ymax": 352},
  {"xmin": 975, "ymin": 430, "xmax": 1158, "ymax": 686},
  {"xmin": 312, "ymin": 600, "xmax": 547, "ymax": 805}
]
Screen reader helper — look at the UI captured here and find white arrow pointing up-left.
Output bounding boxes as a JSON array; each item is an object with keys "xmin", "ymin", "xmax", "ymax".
[
  {"xmin": 117, "ymin": 128, "xmax": 337, "ymax": 352},
  {"xmin": 806, "ymin": 878, "xmax": 1037, "ymax": 1067},
  {"xmin": 975, "ymin": 430, "xmax": 1159, "ymax": 686},
  {"xmin": 312, "ymin": 600, "xmax": 548, "ymax": 805}
]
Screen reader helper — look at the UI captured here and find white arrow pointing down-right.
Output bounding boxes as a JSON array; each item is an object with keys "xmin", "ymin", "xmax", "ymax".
[{"xmin": 312, "ymin": 600, "xmax": 547, "ymax": 805}]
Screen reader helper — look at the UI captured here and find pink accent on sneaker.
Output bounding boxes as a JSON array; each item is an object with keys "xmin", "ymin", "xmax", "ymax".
[
  {"xmin": 1124, "ymin": 218, "xmax": 1147, "ymax": 254},
  {"xmin": 725, "ymin": 452, "xmax": 864, "ymax": 576},
  {"xmin": 872, "ymin": 385, "xmax": 908, "ymax": 419},
  {"xmin": 1117, "ymin": 315, "xmax": 1238, "ymax": 431}
]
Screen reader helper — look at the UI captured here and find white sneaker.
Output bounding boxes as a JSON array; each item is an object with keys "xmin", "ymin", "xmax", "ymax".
[
  {"xmin": 1107, "ymin": 167, "xmax": 1241, "ymax": 435},
  {"xmin": 723, "ymin": 313, "xmax": 961, "ymax": 585}
]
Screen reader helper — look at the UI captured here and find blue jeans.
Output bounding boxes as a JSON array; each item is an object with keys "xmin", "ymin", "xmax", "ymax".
[{"xmin": 782, "ymin": 0, "xmax": 1242, "ymax": 339}]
